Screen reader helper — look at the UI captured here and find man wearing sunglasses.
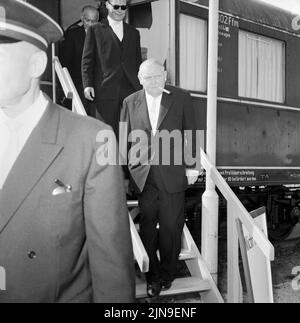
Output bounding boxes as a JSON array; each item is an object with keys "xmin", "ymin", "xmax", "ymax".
[{"xmin": 82, "ymin": 0, "xmax": 142, "ymax": 136}]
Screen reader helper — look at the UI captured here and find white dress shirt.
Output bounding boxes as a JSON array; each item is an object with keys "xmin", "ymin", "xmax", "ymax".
[
  {"xmin": 107, "ymin": 16, "xmax": 124, "ymax": 41},
  {"xmin": 145, "ymin": 92, "xmax": 162, "ymax": 136},
  {"xmin": 0, "ymin": 91, "xmax": 48, "ymax": 189}
]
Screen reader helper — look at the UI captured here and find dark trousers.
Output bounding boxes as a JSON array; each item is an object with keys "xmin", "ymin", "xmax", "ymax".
[
  {"xmin": 138, "ymin": 167, "xmax": 185, "ymax": 284},
  {"xmin": 98, "ymin": 99, "xmax": 122, "ymax": 137}
]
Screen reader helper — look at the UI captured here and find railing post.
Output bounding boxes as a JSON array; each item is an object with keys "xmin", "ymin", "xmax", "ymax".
[
  {"xmin": 227, "ymin": 201, "xmax": 243, "ymax": 303},
  {"xmin": 201, "ymin": 0, "xmax": 219, "ymax": 283},
  {"xmin": 202, "ymin": 171, "xmax": 219, "ymax": 283}
]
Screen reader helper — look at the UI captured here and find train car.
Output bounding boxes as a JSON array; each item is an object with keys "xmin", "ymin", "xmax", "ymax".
[{"xmin": 27, "ymin": 0, "xmax": 300, "ymax": 239}]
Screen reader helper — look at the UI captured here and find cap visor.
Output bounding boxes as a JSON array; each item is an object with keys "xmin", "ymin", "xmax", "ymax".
[{"xmin": 0, "ymin": 35, "xmax": 21, "ymax": 43}]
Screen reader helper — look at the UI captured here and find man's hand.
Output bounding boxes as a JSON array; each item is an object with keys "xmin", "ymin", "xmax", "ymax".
[
  {"xmin": 84, "ymin": 87, "xmax": 95, "ymax": 101},
  {"xmin": 186, "ymin": 169, "xmax": 199, "ymax": 186}
]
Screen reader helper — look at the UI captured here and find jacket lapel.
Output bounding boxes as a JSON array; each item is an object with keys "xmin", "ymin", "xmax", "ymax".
[
  {"xmin": 135, "ymin": 90, "xmax": 152, "ymax": 132},
  {"xmin": 156, "ymin": 91, "xmax": 174, "ymax": 131},
  {"xmin": 122, "ymin": 23, "xmax": 129, "ymax": 50},
  {"xmin": 130, "ymin": 91, "xmax": 152, "ymax": 193},
  {"xmin": 0, "ymin": 102, "xmax": 63, "ymax": 234}
]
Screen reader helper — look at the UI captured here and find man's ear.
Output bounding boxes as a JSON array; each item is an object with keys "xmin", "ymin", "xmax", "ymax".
[
  {"xmin": 138, "ymin": 74, "xmax": 143, "ymax": 86},
  {"xmin": 29, "ymin": 50, "xmax": 48, "ymax": 78}
]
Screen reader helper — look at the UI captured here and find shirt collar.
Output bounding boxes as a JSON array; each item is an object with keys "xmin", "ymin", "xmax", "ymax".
[
  {"xmin": 0, "ymin": 106, "xmax": 9, "ymax": 125},
  {"xmin": 145, "ymin": 91, "xmax": 163, "ymax": 104},
  {"xmin": 0, "ymin": 91, "xmax": 48, "ymax": 129}
]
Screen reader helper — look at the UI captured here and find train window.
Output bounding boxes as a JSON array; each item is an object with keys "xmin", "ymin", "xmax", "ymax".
[
  {"xmin": 179, "ymin": 14, "xmax": 207, "ymax": 92},
  {"xmin": 239, "ymin": 30, "xmax": 285, "ymax": 103}
]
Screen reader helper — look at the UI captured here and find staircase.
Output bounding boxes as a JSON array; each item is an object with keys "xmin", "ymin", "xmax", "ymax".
[
  {"xmin": 52, "ymin": 54, "xmax": 224, "ymax": 303},
  {"xmin": 128, "ymin": 201, "xmax": 223, "ymax": 303}
]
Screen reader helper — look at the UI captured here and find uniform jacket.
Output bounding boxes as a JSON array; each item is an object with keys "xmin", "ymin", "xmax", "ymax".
[
  {"xmin": 120, "ymin": 85, "xmax": 198, "ymax": 194},
  {"xmin": 81, "ymin": 20, "xmax": 142, "ymax": 102},
  {"xmin": 0, "ymin": 97, "xmax": 135, "ymax": 303}
]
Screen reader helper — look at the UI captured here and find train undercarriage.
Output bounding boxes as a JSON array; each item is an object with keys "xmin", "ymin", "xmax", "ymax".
[{"xmin": 185, "ymin": 184, "xmax": 300, "ymax": 244}]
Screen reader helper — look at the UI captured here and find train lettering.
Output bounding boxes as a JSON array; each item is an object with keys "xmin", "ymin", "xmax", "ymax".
[{"xmin": 219, "ymin": 14, "xmax": 239, "ymax": 28}]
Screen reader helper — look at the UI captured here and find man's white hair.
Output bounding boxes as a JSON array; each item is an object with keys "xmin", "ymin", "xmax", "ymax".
[{"xmin": 138, "ymin": 58, "xmax": 165, "ymax": 77}]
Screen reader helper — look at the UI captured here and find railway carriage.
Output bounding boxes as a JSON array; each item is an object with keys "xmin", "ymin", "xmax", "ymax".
[{"xmin": 27, "ymin": 0, "xmax": 300, "ymax": 238}]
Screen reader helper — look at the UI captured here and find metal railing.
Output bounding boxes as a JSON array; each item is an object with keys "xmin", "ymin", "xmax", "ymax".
[
  {"xmin": 52, "ymin": 56, "xmax": 86, "ymax": 116},
  {"xmin": 201, "ymin": 149, "xmax": 275, "ymax": 303}
]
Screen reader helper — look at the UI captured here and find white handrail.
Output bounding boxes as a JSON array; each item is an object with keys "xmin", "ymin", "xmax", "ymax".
[
  {"xmin": 128, "ymin": 212, "xmax": 149, "ymax": 273},
  {"xmin": 63, "ymin": 67, "xmax": 87, "ymax": 116},
  {"xmin": 52, "ymin": 56, "xmax": 86, "ymax": 116},
  {"xmin": 201, "ymin": 149, "xmax": 274, "ymax": 261},
  {"xmin": 201, "ymin": 149, "xmax": 274, "ymax": 303}
]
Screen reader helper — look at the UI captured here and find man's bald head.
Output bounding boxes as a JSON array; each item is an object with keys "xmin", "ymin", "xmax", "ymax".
[
  {"xmin": 81, "ymin": 6, "xmax": 99, "ymax": 30},
  {"xmin": 139, "ymin": 59, "xmax": 165, "ymax": 78},
  {"xmin": 138, "ymin": 59, "xmax": 167, "ymax": 97}
]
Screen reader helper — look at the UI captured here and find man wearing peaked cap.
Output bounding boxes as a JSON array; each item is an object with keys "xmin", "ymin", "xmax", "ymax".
[{"xmin": 0, "ymin": 0, "xmax": 134, "ymax": 303}]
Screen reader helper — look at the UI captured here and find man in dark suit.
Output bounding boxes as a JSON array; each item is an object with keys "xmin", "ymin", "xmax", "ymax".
[
  {"xmin": 95, "ymin": 0, "xmax": 108, "ymax": 20},
  {"xmin": 82, "ymin": 0, "xmax": 142, "ymax": 135},
  {"xmin": 120, "ymin": 59, "xmax": 200, "ymax": 298},
  {"xmin": 60, "ymin": 6, "xmax": 99, "ymax": 117},
  {"xmin": 0, "ymin": 0, "xmax": 134, "ymax": 303}
]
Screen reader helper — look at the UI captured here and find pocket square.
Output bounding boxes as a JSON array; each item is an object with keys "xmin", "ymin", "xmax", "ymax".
[
  {"xmin": 52, "ymin": 187, "xmax": 69, "ymax": 196},
  {"xmin": 53, "ymin": 179, "xmax": 72, "ymax": 196}
]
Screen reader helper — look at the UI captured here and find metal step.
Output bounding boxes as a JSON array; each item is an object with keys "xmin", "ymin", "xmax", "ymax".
[
  {"xmin": 136, "ymin": 277, "xmax": 211, "ymax": 299},
  {"xmin": 135, "ymin": 249, "xmax": 196, "ymax": 265}
]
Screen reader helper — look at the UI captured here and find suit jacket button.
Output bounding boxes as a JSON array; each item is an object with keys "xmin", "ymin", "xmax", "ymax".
[{"xmin": 28, "ymin": 251, "xmax": 37, "ymax": 259}]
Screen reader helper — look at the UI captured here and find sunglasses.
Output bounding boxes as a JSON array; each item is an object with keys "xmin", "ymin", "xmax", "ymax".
[{"xmin": 108, "ymin": 1, "xmax": 128, "ymax": 10}]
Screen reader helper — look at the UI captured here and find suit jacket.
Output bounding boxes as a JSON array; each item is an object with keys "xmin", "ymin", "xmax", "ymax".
[
  {"xmin": 0, "ymin": 97, "xmax": 135, "ymax": 303},
  {"xmin": 82, "ymin": 20, "xmax": 142, "ymax": 102},
  {"xmin": 120, "ymin": 85, "xmax": 198, "ymax": 194},
  {"xmin": 60, "ymin": 25, "xmax": 86, "ymax": 86}
]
